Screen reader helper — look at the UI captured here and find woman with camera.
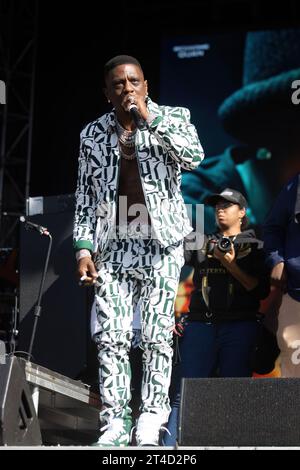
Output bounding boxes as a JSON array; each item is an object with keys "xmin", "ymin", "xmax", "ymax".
[{"xmin": 164, "ymin": 188, "xmax": 270, "ymax": 446}]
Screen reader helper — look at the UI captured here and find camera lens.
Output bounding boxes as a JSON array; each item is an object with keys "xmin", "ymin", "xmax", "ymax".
[{"xmin": 218, "ymin": 237, "xmax": 231, "ymax": 253}]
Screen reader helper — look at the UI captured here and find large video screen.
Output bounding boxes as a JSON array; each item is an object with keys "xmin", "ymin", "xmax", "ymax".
[{"xmin": 160, "ymin": 29, "xmax": 300, "ymax": 233}]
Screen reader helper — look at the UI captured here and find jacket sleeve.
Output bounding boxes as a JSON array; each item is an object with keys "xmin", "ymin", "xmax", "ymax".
[
  {"xmin": 263, "ymin": 179, "xmax": 296, "ymax": 268},
  {"xmin": 73, "ymin": 127, "xmax": 97, "ymax": 252},
  {"xmin": 147, "ymin": 106, "xmax": 204, "ymax": 171}
]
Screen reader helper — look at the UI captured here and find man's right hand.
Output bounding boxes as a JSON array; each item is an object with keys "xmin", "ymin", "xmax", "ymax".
[{"xmin": 77, "ymin": 257, "xmax": 98, "ymax": 286}]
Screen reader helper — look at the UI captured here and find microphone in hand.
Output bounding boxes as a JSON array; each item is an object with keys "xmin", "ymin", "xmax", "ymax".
[{"xmin": 128, "ymin": 103, "xmax": 147, "ymax": 130}]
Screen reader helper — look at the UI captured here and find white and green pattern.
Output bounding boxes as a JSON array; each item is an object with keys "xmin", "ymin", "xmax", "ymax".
[
  {"xmin": 73, "ymin": 97, "xmax": 203, "ymax": 431},
  {"xmin": 73, "ymin": 98, "xmax": 204, "ymax": 253},
  {"xmin": 94, "ymin": 237, "xmax": 184, "ymax": 425}
]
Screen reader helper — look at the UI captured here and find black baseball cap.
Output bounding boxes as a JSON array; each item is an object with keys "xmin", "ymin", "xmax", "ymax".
[{"xmin": 205, "ymin": 188, "xmax": 248, "ymax": 208}]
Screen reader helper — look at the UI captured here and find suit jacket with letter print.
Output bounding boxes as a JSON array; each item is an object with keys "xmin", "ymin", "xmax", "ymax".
[{"xmin": 73, "ymin": 98, "xmax": 204, "ymax": 253}]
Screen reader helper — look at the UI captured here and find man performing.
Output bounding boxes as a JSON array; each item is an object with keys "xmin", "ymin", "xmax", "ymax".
[{"xmin": 73, "ymin": 55, "xmax": 204, "ymax": 446}]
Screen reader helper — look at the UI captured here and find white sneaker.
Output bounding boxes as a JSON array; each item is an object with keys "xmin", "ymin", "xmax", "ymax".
[
  {"xmin": 135, "ymin": 412, "xmax": 167, "ymax": 446},
  {"xmin": 92, "ymin": 417, "xmax": 132, "ymax": 447}
]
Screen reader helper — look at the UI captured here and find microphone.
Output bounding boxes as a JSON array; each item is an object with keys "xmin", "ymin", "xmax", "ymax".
[
  {"xmin": 19, "ymin": 216, "xmax": 49, "ymax": 236},
  {"xmin": 128, "ymin": 103, "xmax": 147, "ymax": 130}
]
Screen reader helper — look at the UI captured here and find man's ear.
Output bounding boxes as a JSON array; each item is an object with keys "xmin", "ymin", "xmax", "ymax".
[{"xmin": 144, "ymin": 80, "xmax": 148, "ymax": 96}]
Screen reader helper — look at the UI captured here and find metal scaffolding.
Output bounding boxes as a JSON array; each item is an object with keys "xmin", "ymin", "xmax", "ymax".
[{"xmin": 0, "ymin": 0, "xmax": 38, "ymax": 247}]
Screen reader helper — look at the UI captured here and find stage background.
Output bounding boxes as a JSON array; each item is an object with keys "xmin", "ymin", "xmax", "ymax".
[{"xmin": 159, "ymin": 28, "xmax": 300, "ymax": 377}]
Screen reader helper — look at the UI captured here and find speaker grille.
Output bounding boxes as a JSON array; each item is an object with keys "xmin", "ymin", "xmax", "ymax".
[
  {"xmin": 179, "ymin": 378, "xmax": 300, "ymax": 446},
  {"xmin": 0, "ymin": 357, "xmax": 42, "ymax": 445}
]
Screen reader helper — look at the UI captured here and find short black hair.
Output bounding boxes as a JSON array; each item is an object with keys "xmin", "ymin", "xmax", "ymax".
[{"xmin": 104, "ymin": 55, "xmax": 142, "ymax": 79}]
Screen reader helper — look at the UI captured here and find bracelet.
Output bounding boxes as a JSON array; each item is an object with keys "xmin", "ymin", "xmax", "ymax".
[{"xmin": 75, "ymin": 249, "xmax": 92, "ymax": 262}]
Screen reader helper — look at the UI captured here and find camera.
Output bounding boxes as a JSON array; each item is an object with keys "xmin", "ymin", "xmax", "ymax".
[
  {"xmin": 217, "ymin": 236, "xmax": 232, "ymax": 253},
  {"xmin": 204, "ymin": 233, "xmax": 264, "ymax": 258},
  {"xmin": 206, "ymin": 236, "xmax": 232, "ymax": 255}
]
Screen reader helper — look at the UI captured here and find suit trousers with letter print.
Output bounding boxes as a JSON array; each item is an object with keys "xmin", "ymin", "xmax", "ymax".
[{"xmin": 93, "ymin": 233, "xmax": 184, "ymax": 426}]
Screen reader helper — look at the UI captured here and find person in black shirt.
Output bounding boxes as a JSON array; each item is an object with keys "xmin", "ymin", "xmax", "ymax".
[{"xmin": 164, "ymin": 188, "xmax": 270, "ymax": 446}]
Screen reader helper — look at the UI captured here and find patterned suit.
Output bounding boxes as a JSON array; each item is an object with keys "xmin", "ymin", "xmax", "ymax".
[{"xmin": 73, "ymin": 97, "xmax": 204, "ymax": 425}]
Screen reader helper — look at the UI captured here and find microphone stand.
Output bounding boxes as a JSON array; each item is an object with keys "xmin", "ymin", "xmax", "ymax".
[{"xmin": 27, "ymin": 230, "xmax": 52, "ymax": 362}]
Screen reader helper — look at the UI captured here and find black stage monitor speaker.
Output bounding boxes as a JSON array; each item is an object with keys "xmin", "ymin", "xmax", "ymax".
[
  {"xmin": 179, "ymin": 377, "xmax": 300, "ymax": 447},
  {"xmin": 0, "ymin": 356, "xmax": 42, "ymax": 445},
  {"xmin": 19, "ymin": 194, "xmax": 93, "ymax": 379}
]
